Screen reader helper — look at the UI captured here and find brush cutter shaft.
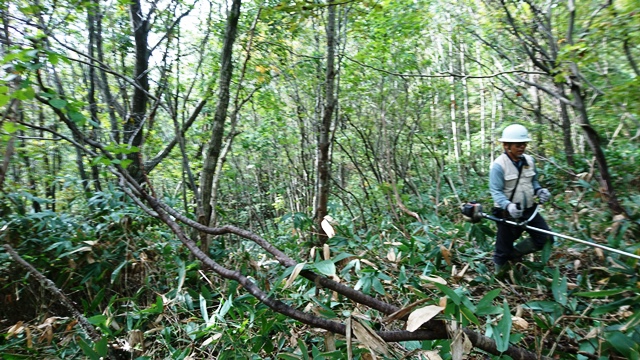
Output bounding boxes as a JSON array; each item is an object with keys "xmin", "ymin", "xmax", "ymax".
[{"xmin": 482, "ymin": 213, "xmax": 640, "ymax": 260}]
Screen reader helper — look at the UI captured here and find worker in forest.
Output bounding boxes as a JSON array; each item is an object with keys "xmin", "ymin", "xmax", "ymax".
[{"xmin": 489, "ymin": 124, "xmax": 553, "ymax": 276}]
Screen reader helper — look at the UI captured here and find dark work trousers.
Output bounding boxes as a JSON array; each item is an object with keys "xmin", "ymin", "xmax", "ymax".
[{"xmin": 494, "ymin": 206, "xmax": 553, "ymax": 265}]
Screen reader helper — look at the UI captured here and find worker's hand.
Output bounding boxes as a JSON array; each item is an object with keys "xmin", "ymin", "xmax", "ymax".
[
  {"xmin": 507, "ymin": 203, "xmax": 523, "ymax": 219},
  {"xmin": 536, "ymin": 188, "xmax": 551, "ymax": 203}
]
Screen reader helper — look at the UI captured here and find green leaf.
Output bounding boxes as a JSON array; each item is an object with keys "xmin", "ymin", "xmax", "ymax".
[
  {"xmin": 110, "ymin": 259, "xmax": 128, "ymax": 284},
  {"xmin": 476, "ymin": 288, "xmax": 502, "ymax": 315},
  {"xmin": 77, "ymin": 337, "xmax": 101, "ymax": 360},
  {"xmin": 13, "ymin": 87, "xmax": 35, "ymax": 100},
  {"xmin": 120, "ymin": 159, "xmax": 133, "ymax": 168},
  {"xmin": 372, "ymin": 277, "xmax": 385, "ymax": 295},
  {"xmin": 69, "ymin": 110, "xmax": 86, "ymax": 125},
  {"xmin": 313, "ymin": 260, "xmax": 336, "ymax": 276},
  {"xmin": 460, "ymin": 305, "xmax": 480, "ymax": 326},
  {"xmin": 3, "ymin": 122, "xmax": 23, "ymax": 134},
  {"xmin": 434, "ymin": 283, "xmax": 461, "ymax": 305},
  {"xmin": 87, "ymin": 314, "xmax": 107, "ymax": 326},
  {"xmin": 605, "ymin": 331, "xmax": 640, "ymax": 359},
  {"xmin": 94, "ymin": 337, "xmax": 108, "ymax": 357},
  {"xmin": 49, "ymin": 98, "xmax": 67, "ymax": 109},
  {"xmin": 551, "ymin": 267, "xmax": 568, "ymax": 306},
  {"xmin": 0, "ymin": 94, "xmax": 9, "ymax": 107},
  {"xmin": 573, "ymin": 289, "xmax": 628, "ymax": 298},
  {"xmin": 277, "ymin": 354, "xmax": 301, "ymax": 360},
  {"xmin": 297, "ymin": 338, "xmax": 310, "ymax": 360},
  {"xmin": 493, "ymin": 301, "xmax": 512, "ymax": 353},
  {"xmin": 199, "ymin": 294, "xmax": 209, "ymax": 323}
]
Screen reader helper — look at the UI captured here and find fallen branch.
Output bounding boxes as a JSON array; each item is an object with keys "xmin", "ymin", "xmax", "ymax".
[
  {"xmin": 114, "ymin": 169, "xmax": 552, "ymax": 360},
  {"xmin": 3, "ymin": 244, "xmax": 102, "ymax": 342}
]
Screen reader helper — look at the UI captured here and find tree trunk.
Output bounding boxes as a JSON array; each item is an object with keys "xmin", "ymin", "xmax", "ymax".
[
  {"xmin": 125, "ymin": 0, "xmax": 150, "ymax": 183},
  {"xmin": 314, "ymin": 0, "xmax": 337, "ymax": 245},
  {"xmin": 199, "ymin": 0, "xmax": 242, "ymax": 252},
  {"xmin": 554, "ymin": 82, "xmax": 575, "ymax": 168}
]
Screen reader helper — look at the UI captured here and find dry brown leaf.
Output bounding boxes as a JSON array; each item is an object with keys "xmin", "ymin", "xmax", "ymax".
[
  {"xmin": 515, "ymin": 305, "xmax": 523, "ymax": 318},
  {"xmin": 421, "ymin": 350, "xmax": 444, "ymax": 360},
  {"xmin": 26, "ymin": 327, "xmax": 32, "ymax": 349},
  {"xmin": 360, "ymin": 259, "xmax": 379, "ymax": 269},
  {"xmin": 439, "ymin": 297, "xmax": 447, "ymax": 308},
  {"xmin": 321, "ymin": 216, "xmax": 336, "ymax": 238},
  {"xmin": 382, "ymin": 299, "xmax": 429, "ymax": 323},
  {"xmin": 323, "ymin": 244, "xmax": 331, "ymax": 260},
  {"xmin": 129, "ymin": 329, "xmax": 144, "ymax": 351},
  {"xmin": 346, "ymin": 317, "xmax": 353, "ymax": 360},
  {"xmin": 451, "ymin": 331, "xmax": 472, "ymax": 360},
  {"xmin": 325, "ymin": 332, "xmax": 336, "ymax": 352},
  {"xmin": 351, "ymin": 318, "xmax": 390, "ymax": 357},
  {"xmin": 39, "ymin": 325, "xmax": 54, "ymax": 345},
  {"xmin": 6, "ymin": 321, "xmax": 24, "ymax": 339},
  {"xmin": 386, "ymin": 248, "xmax": 396, "ymax": 262},
  {"xmin": 574, "ymin": 259, "xmax": 581, "ymax": 272},
  {"xmin": 594, "ymin": 247, "xmax": 605, "ymax": 261},
  {"xmin": 512, "ymin": 316, "xmax": 529, "ymax": 330},
  {"xmin": 455, "ymin": 264, "xmax": 470, "ymax": 278},
  {"xmin": 440, "ymin": 245, "xmax": 452, "ymax": 265},
  {"xmin": 283, "ymin": 262, "xmax": 306, "ymax": 289},
  {"xmin": 406, "ymin": 305, "xmax": 444, "ymax": 332},
  {"xmin": 420, "ymin": 275, "xmax": 447, "ymax": 285}
]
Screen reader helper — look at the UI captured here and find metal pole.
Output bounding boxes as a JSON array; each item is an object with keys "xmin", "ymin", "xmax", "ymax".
[{"xmin": 482, "ymin": 213, "xmax": 640, "ymax": 261}]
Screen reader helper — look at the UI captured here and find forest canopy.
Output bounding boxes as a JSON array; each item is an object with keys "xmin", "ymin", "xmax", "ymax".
[{"xmin": 0, "ymin": 0, "xmax": 639, "ymax": 359}]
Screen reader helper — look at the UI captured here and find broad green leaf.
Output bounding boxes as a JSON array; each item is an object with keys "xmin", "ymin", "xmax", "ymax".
[
  {"xmin": 69, "ymin": 110, "xmax": 86, "ymax": 125},
  {"xmin": 493, "ymin": 301, "xmax": 512, "ymax": 353},
  {"xmin": 604, "ymin": 331, "xmax": 640, "ymax": 359},
  {"xmin": 0, "ymin": 94, "xmax": 9, "ymax": 107},
  {"xmin": 87, "ymin": 314, "xmax": 107, "ymax": 326},
  {"xmin": 372, "ymin": 277, "xmax": 385, "ymax": 295},
  {"xmin": 76, "ymin": 337, "xmax": 101, "ymax": 360},
  {"xmin": 551, "ymin": 267, "xmax": 568, "ymax": 306},
  {"xmin": 3, "ymin": 122, "xmax": 22, "ymax": 134},
  {"xmin": 476, "ymin": 288, "xmax": 502, "ymax": 315},
  {"xmin": 94, "ymin": 337, "xmax": 109, "ymax": 357},
  {"xmin": 434, "ymin": 283, "xmax": 461, "ymax": 305},
  {"xmin": 49, "ymin": 98, "xmax": 67, "ymax": 109},
  {"xmin": 460, "ymin": 305, "xmax": 480, "ymax": 326},
  {"xmin": 199, "ymin": 294, "xmax": 209, "ymax": 323},
  {"xmin": 297, "ymin": 338, "xmax": 310, "ymax": 360},
  {"xmin": 13, "ymin": 87, "xmax": 35, "ymax": 100},
  {"xmin": 110, "ymin": 260, "xmax": 128, "ymax": 284},
  {"xmin": 313, "ymin": 260, "xmax": 336, "ymax": 276},
  {"xmin": 573, "ymin": 289, "xmax": 628, "ymax": 298}
]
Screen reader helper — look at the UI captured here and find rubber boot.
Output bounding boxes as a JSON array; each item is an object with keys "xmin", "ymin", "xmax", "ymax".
[
  {"xmin": 494, "ymin": 262, "xmax": 510, "ymax": 279},
  {"xmin": 513, "ymin": 237, "xmax": 540, "ymax": 259}
]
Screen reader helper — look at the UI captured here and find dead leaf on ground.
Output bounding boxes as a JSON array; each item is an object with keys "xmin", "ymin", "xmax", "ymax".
[
  {"xmin": 351, "ymin": 318, "xmax": 390, "ymax": 357},
  {"xmin": 421, "ymin": 350, "xmax": 444, "ymax": 360},
  {"xmin": 382, "ymin": 298, "xmax": 429, "ymax": 323},
  {"xmin": 283, "ymin": 262, "xmax": 306, "ymax": 289},
  {"xmin": 512, "ymin": 316, "xmax": 529, "ymax": 330},
  {"xmin": 406, "ymin": 305, "xmax": 444, "ymax": 332},
  {"xmin": 420, "ymin": 275, "xmax": 447, "ymax": 286},
  {"xmin": 386, "ymin": 248, "xmax": 396, "ymax": 262},
  {"xmin": 440, "ymin": 245, "xmax": 452, "ymax": 265}
]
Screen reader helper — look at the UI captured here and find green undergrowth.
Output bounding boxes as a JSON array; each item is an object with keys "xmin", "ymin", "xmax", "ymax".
[{"xmin": 1, "ymin": 185, "xmax": 639, "ymax": 359}]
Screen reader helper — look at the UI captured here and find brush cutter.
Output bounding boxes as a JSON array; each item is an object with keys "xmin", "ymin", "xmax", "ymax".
[{"xmin": 461, "ymin": 202, "xmax": 640, "ymax": 261}]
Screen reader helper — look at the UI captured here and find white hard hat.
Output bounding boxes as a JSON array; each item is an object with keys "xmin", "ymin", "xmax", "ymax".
[{"xmin": 499, "ymin": 124, "xmax": 531, "ymax": 142}]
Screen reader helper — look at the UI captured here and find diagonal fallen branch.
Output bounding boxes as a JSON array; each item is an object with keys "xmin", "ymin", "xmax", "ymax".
[
  {"xmin": 3, "ymin": 244, "xmax": 102, "ymax": 342},
  {"xmin": 112, "ymin": 167, "xmax": 553, "ymax": 360}
]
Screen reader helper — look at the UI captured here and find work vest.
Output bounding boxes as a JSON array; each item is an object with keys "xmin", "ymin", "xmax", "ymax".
[{"xmin": 493, "ymin": 153, "xmax": 536, "ymax": 209}]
